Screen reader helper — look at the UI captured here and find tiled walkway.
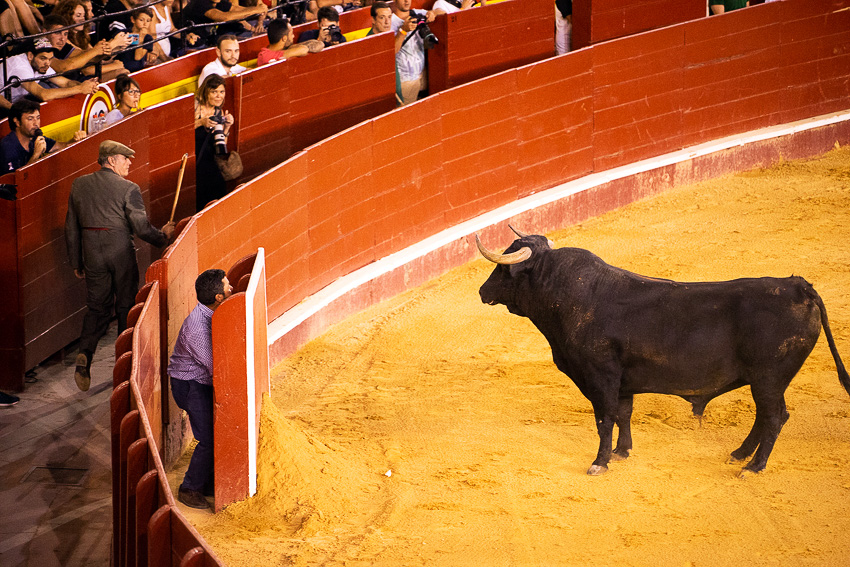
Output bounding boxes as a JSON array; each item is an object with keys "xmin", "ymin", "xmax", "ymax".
[{"xmin": 0, "ymin": 328, "xmax": 117, "ymax": 566}]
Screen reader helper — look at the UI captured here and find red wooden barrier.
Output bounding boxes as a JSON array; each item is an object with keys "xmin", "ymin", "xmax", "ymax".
[
  {"xmin": 428, "ymin": 0, "xmax": 553, "ymax": 94},
  {"xmin": 211, "ymin": 249, "xmax": 270, "ymax": 511},
  {"xmin": 572, "ymin": 0, "xmax": 705, "ymax": 50}
]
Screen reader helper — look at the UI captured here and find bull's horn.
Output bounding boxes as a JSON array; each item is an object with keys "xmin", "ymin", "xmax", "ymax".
[
  {"xmin": 476, "ymin": 234, "xmax": 532, "ymax": 265},
  {"xmin": 508, "ymin": 224, "xmax": 529, "ymax": 238}
]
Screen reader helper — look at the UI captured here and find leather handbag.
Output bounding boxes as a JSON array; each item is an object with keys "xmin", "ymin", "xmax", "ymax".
[{"xmin": 215, "ymin": 151, "xmax": 243, "ymax": 181}]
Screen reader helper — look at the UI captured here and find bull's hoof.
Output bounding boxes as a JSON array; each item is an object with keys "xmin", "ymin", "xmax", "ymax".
[
  {"xmin": 726, "ymin": 454, "xmax": 746, "ymax": 465},
  {"xmin": 737, "ymin": 468, "xmax": 759, "ymax": 479},
  {"xmin": 587, "ymin": 464, "xmax": 608, "ymax": 476},
  {"xmin": 610, "ymin": 449, "xmax": 630, "ymax": 462}
]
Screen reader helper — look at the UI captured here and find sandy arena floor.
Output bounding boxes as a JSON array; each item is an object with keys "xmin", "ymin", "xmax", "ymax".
[{"xmin": 189, "ymin": 146, "xmax": 850, "ymax": 566}]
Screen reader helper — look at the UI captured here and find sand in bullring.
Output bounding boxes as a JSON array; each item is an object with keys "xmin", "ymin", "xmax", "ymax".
[{"xmin": 191, "ymin": 147, "xmax": 850, "ymax": 566}]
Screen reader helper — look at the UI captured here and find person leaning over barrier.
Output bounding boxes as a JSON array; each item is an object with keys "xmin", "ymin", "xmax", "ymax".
[
  {"xmin": 298, "ymin": 6, "xmax": 347, "ymax": 47},
  {"xmin": 65, "ymin": 140, "xmax": 176, "ymax": 392},
  {"xmin": 168, "ymin": 268, "xmax": 233, "ymax": 510},
  {"xmin": 0, "ymin": 37, "xmax": 99, "ymax": 108},
  {"xmin": 257, "ymin": 17, "xmax": 323, "ymax": 66},
  {"xmin": 432, "ymin": 0, "xmax": 486, "ymax": 15},
  {"xmin": 0, "ymin": 99, "xmax": 87, "ymax": 175}
]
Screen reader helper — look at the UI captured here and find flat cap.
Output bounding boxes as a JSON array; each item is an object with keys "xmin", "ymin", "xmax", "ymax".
[{"xmin": 99, "ymin": 140, "xmax": 135, "ymax": 160}]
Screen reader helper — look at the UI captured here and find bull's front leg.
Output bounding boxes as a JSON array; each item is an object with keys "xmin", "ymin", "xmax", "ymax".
[
  {"xmin": 612, "ymin": 394, "xmax": 634, "ymax": 461},
  {"xmin": 588, "ymin": 394, "xmax": 619, "ymax": 476}
]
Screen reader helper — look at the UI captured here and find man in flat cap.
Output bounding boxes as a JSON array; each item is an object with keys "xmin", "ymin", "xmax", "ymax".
[{"xmin": 65, "ymin": 140, "xmax": 176, "ymax": 391}]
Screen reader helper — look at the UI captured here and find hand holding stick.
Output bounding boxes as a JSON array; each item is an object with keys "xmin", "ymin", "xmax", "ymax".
[{"xmin": 170, "ymin": 153, "xmax": 189, "ymax": 223}]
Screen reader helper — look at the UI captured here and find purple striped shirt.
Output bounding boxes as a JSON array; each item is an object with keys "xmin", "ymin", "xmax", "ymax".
[{"xmin": 168, "ymin": 303, "xmax": 214, "ymax": 385}]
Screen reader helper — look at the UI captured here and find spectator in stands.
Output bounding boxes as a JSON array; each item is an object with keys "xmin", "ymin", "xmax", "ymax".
[
  {"xmin": 182, "ymin": 0, "xmax": 268, "ymax": 47},
  {"xmin": 391, "ymin": 0, "xmax": 436, "ymax": 105},
  {"xmin": 0, "ymin": 0, "xmax": 42, "ymax": 38},
  {"xmin": 256, "ymin": 17, "xmax": 323, "ymax": 66},
  {"xmin": 710, "ymin": 0, "xmax": 748, "ymax": 14},
  {"xmin": 65, "ymin": 140, "xmax": 175, "ymax": 391},
  {"xmin": 367, "ymin": 1, "xmax": 391, "ymax": 35},
  {"xmin": 194, "ymin": 73, "xmax": 234, "ymax": 210},
  {"xmin": 44, "ymin": 14, "xmax": 128, "ymax": 81},
  {"xmin": 100, "ymin": 0, "xmax": 140, "ymax": 38},
  {"xmin": 432, "ymin": 0, "xmax": 486, "ymax": 15},
  {"xmin": 168, "ymin": 268, "xmax": 233, "ymax": 510},
  {"xmin": 554, "ymin": 0, "xmax": 570, "ymax": 55},
  {"xmin": 104, "ymin": 74, "xmax": 141, "ymax": 125},
  {"xmin": 114, "ymin": 8, "xmax": 169, "ymax": 72},
  {"xmin": 298, "ymin": 6, "xmax": 346, "ymax": 47},
  {"xmin": 304, "ymin": 0, "xmax": 361, "ymax": 23},
  {"xmin": 197, "ymin": 34, "xmax": 244, "ymax": 86},
  {"xmin": 0, "ymin": 99, "xmax": 87, "ymax": 174},
  {"xmin": 0, "ymin": 38, "xmax": 99, "ymax": 105},
  {"xmin": 54, "ymin": 0, "xmax": 92, "ymax": 49}
]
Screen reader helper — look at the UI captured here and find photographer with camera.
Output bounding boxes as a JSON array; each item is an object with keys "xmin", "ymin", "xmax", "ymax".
[
  {"xmin": 391, "ymin": 0, "xmax": 437, "ymax": 106},
  {"xmin": 298, "ymin": 6, "xmax": 346, "ymax": 47},
  {"xmin": 0, "ymin": 99, "xmax": 87, "ymax": 175},
  {"xmin": 194, "ymin": 74, "xmax": 235, "ymax": 211}
]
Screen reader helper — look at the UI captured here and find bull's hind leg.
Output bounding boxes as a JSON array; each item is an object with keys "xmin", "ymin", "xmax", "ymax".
[
  {"xmin": 741, "ymin": 394, "xmax": 790, "ymax": 474},
  {"xmin": 611, "ymin": 395, "xmax": 634, "ymax": 461}
]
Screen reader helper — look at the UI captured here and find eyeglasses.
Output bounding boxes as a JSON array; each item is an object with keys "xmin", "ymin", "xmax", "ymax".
[{"xmin": 125, "ymin": 89, "xmax": 141, "ymax": 95}]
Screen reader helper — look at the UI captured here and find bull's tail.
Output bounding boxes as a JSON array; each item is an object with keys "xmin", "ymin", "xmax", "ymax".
[{"xmin": 811, "ymin": 288, "xmax": 850, "ymax": 398}]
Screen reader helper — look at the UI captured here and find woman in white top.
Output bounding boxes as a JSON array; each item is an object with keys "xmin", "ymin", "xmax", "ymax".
[
  {"xmin": 151, "ymin": 0, "xmax": 175, "ymax": 57},
  {"xmin": 104, "ymin": 75, "xmax": 142, "ymax": 126}
]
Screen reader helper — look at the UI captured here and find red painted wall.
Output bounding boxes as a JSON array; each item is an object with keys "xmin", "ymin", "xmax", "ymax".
[{"xmin": 572, "ymin": 0, "xmax": 705, "ymax": 49}]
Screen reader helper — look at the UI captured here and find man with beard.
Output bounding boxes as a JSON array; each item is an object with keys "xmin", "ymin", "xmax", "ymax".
[
  {"xmin": 197, "ymin": 34, "xmax": 245, "ymax": 86},
  {"xmin": 257, "ymin": 18, "xmax": 323, "ymax": 65}
]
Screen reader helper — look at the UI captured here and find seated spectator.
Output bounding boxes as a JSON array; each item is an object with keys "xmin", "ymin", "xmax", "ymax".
[
  {"xmin": 99, "ymin": 0, "xmax": 139, "ymax": 39},
  {"xmin": 114, "ymin": 8, "xmax": 169, "ymax": 72},
  {"xmin": 391, "ymin": 0, "xmax": 436, "ymax": 105},
  {"xmin": 0, "ymin": 38, "xmax": 99, "ymax": 106},
  {"xmin": 257, "ymin": 18, "xmax": 323, "ymax": 66},
  {"xmin": 197, "ymin": 34, "xmax": 245, "ymax": 86},
  {"xmin": 367, "ymin": 1, "xmax": 391, "ymax": 36},
  {"xmin": 183, "ymin": 0, "xmax": 267, "ymax": 47},
  {"xmin": 104, "ymin": 74, "xmax": 141, "ymax": 125},
  {"xmin": 298, "ymin": 6, "xmax": 346, "ymax": 47},
  {"xmin": 152, "ymin": 0, "xmax": 200, "ymax": 57},
  {"xmin": 304, "ymin": 0, "xmax": 361, "ymax": 23},
  {"xmin": 710, "ymin": 0, "xmax": 748, "ymax": 14},
  {"xmin": 0, "ymin": 99, "xmax": 87, "ymax": 175},
  {"xmin": 432, "ymin": 0, "xmax": 485, "ymax": 15},
  {"xmin": 44, "ymin": 14, "xmax": 128, "ymax": 81},
  {"xmin": 0, "ymin": 0, "xmax": 42, "ymax": 38},
  {"xmin": 53, "ymin": 0, "xmax": 92, "ymax": 49}
]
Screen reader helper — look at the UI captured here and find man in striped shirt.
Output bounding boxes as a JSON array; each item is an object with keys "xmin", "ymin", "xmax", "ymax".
[{"xmin": 168, "ymin": 269, "xmax": 232, "ymax": 510}]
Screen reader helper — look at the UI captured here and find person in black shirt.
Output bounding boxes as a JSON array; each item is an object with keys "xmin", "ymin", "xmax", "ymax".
[
  {"xmin": 298, "ymin": 6, "xmax": 346, "ymax": 47},
  {"xmin": 183, "ymin": 0, "xmax": 268, "ymax": 47}
]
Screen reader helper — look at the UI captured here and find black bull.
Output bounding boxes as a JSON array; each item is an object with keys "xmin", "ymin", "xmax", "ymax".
[{"xmin": 477, "ymin": 231, "xmax": 850, "ymax": 476}]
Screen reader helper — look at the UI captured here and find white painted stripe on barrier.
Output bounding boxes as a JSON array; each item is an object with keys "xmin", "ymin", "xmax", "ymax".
[
  {"xmin": 245, "ymin": 248, "xmax": 265, "ymax": 497},
  {"xmin": 268, "ymin": 109, "xmax": 850, "ymax": 345}
]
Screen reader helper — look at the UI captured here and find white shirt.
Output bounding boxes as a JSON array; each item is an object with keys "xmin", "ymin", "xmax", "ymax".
[
  {"xmin": 2, "ymin": 53, "xmax": 43, "ymax": 102},
  {"xmin": 432, "ymin": 0, "xmax": 461, "ymax": 14},
  {"xmin": 391, "ymin": 10, "xmax": 426, "ymax": 83},
  {"xmin": 197, "ymin": 58, "xmax": 246, "ymax": 87}
]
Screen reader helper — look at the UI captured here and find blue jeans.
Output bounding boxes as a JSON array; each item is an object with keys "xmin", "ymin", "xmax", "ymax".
[{"xmin": 170, "ymin": 378, "xmax": 214, "ymax": 493}]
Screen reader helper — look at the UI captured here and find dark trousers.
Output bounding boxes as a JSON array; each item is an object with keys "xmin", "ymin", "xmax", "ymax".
[
  {"xmin": 170, "ymin": 378, "xmax": 214, "ymax": 493},
  {"xmin": 79, "ymin": 231, "xmax": 139, "ymax": 355}
]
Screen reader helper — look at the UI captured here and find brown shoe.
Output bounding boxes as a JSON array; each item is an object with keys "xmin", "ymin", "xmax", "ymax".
[
  {"xmin": 74, "ymin": 353, "xmax": 90, "ymax": 392},
  {"xmin": 178, "ymin": 487, "xmax": 210, "ymax": 510}
]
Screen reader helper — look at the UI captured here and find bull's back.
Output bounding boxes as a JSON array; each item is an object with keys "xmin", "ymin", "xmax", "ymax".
[{"xmin": 591, "ymin": 275, "xmax": 822, "ymax": 395}]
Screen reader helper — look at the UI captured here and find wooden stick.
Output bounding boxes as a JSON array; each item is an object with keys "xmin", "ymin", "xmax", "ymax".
[{"xmin": 169, "ymin": 153, "xmax": 189, "ymax": 223}]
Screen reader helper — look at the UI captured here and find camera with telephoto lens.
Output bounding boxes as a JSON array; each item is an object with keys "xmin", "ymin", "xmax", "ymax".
[
  {"xmin": 208, "ymin": 114, "xmax": 228, "ymax": 156},
  {"xmin": 408, "ymin": 12, "xmax": 438, "ymax": 49},
  {"xmin": 325, "ymin": 23, "xmax": 345, "ymax": 44}
]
